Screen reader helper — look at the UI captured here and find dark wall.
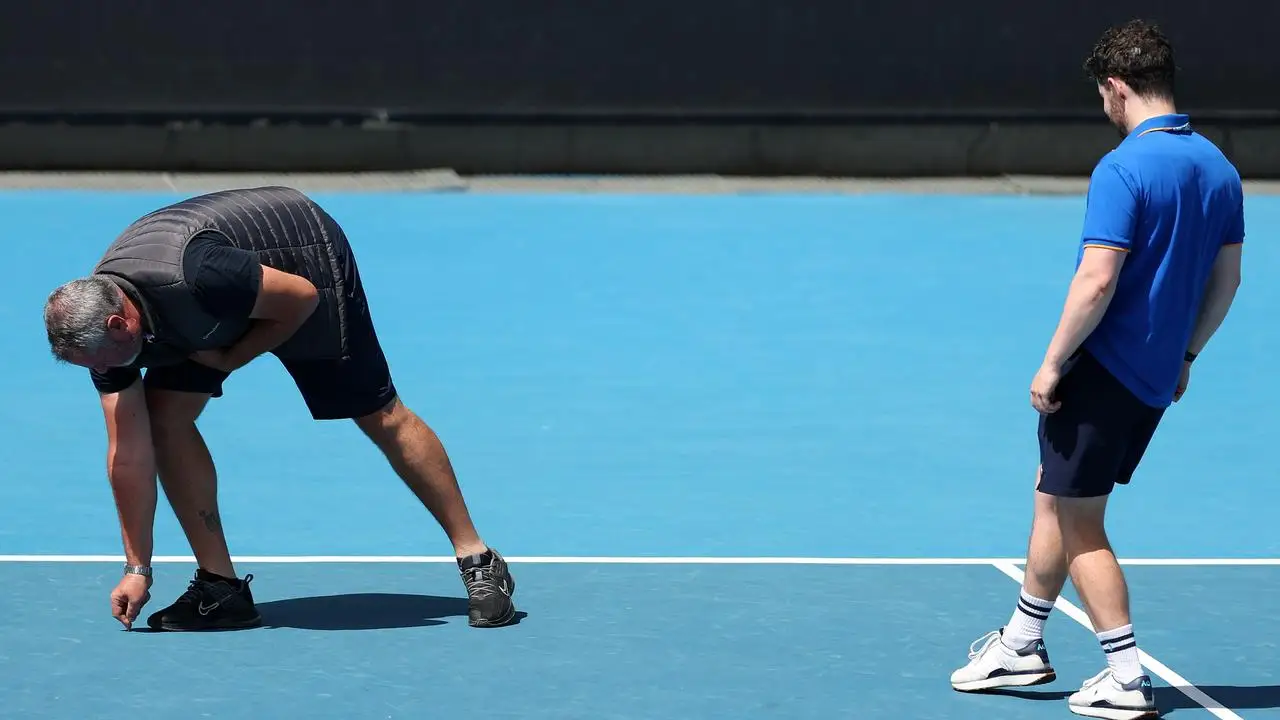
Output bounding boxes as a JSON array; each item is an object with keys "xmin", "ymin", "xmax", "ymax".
[
  {"xmin": 0, "ymin": 1, "xmax": 1276, "ymax": 174},
  {"xmin": 2, "ymin": 0, "xmax": 1275, "ymax": 120}
]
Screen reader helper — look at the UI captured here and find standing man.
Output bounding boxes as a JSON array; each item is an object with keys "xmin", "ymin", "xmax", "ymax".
[
  {"xmin": 949, "ymin": 20, "xmax": 1244, "ymax": 720},
  {"xmin": 43, "ymin": 186, "xmax": 517, "ymax": 632}
]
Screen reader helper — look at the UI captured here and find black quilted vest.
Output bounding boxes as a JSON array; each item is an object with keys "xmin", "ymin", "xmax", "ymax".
[{"xmin": 92, "ymin": 186, "xmax": 350, "ymax": 367}]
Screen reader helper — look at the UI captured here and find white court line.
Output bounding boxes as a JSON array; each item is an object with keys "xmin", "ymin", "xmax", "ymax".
[
  {"xmin": 0, "ymin": 555, "xmax": 1278, "ymax": 565},
  {"xmin": 0, "ymin": 555, "xmax": 1015, "ymax": 565},
  {"xmin": 992, "ymin": 561, "xmax": 1244, "ymax": 720}
]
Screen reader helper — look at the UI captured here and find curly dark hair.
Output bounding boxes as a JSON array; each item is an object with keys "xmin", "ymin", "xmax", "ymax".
[{"xmin": 1083, "ymin": 19, "xmax": 1176, "ymax": 99}]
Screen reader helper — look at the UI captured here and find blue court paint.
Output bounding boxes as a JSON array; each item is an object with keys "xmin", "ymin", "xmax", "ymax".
[
  {"xmin": 1, "ymin": 189, "xmax": 1276, "ymax": 719},
  {"xmin": 0, "ymin": 562, "xmax": 1078, "ymax": 720},
  {"xmin": 4, "ymin": 191, "xmax": 1279, "ymax": 560}
]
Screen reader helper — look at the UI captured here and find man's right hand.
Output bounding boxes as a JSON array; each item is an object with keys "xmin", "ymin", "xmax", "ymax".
[
  {"xmin": 1173, "ymin": 361, "xmax": 1191, "ymax": 403},
  {"xmin": 99, "ymin": 380, "xmax": 160, "ymax": 630},
  {"xmin": 111, "ymin": 573, "xmax": 153, "ymax": 630}
]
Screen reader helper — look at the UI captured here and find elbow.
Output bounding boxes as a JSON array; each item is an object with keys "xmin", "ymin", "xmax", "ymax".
[
  {"xmin": 1080, "ymin": 275, "xmax": 1116, "ymax": 304},
  {"xmin": 277, "ymin": 283, "xmax": 320, "ymax": 327},
  {"xmin": 299, "ymin": 283, "xmax": 320, "ymax": 318}
]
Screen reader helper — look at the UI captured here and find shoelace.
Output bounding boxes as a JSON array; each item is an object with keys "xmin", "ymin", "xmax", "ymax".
[
  {"xmin": 463, "ymin": 566, "xmax": 499, "ymax": 599},
  {"xmin": 177, "ymin": 579, "xmax": 212, "ymax": 605},
  {"xmin": 967, "ymin": 631, "xmax": 1002, "ymax": 660},
  {"xmin": 1078, "ymin": 668, "xmax": 1113, "ymax": 691},
  {"xmin": 178, "ymin": 575, "xmax": 250, "ymax": 605}
]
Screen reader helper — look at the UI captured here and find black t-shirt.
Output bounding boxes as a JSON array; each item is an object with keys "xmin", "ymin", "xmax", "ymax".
[{"xmin": 90, "ymin": 232, "xmax": 263, "ymax": 393}]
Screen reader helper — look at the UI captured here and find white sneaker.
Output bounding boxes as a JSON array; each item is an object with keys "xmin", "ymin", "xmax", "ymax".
[
  {"xmin": 1067, "ymin": 668, "xmax": 1158, "ymax": 719},
  {"xmin": 950, "ymin": 629, "xmax": 1056, "ymax": 692}
]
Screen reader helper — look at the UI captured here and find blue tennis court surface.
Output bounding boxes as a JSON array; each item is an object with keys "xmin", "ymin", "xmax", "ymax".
[{"xmin": 3, "ymin": 189, "xmax": 1278, "ymax": 718}]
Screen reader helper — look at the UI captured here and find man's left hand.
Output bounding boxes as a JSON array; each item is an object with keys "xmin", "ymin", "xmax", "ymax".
[
  {"xmin": 190, "ymin": 348, "xmax": 244, "ymax": 373},
  {"xmin": 1030, "ymin": 364, "xmax": 1063, "ymax": 414}
]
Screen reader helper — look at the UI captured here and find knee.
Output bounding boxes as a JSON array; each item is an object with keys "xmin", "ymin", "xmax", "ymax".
[
  {"xmin": 144, "ymin": 389, "xmax": 207, "ymax": 438},
  {"xmin": 354, "ymin": 397, "xmax": 415, "ymax": 444}
]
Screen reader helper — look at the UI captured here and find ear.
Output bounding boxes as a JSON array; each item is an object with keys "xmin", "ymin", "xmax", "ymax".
[
  {"xmin": 1103, "ymin": 77, "xmax": 1129, "ymax": 98},
  {"xmin": 105, "ymin": 314, "xmax": 130, "ymax": 334}
]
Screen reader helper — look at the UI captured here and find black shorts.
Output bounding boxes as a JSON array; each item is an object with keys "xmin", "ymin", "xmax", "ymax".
[
  {"xmin": 143, "ymin": 241, "xmax": 397, "ymax": 421},
  {"xmin": 1036, "ymin": 350, "xmax": 1165, "ymax": 498}
]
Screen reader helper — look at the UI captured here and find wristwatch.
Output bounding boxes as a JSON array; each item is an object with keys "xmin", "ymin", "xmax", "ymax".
[
  {"xmin": 1184, "ymin": 351, "xmax": 1197, "ymax": 363},
  {"xmin": 123, "ymin": 564, "xmax": 152, "ymax": 578}
]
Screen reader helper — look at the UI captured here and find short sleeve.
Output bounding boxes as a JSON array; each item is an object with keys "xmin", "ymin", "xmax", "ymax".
[
  {"xmin": 90, "ymin": 367, "xmax": 141, "ymax": 394},
  {"xmin": 182, "ymin": 231, "xmax": 263, "ymax": 322},
  {"xmin": 1224, "ymin": 196, "xmax": 1245, "ymax": 246},
  {"xmin": 1080, "ymin": 161, "xmax": 1139, "ymax": 252}
]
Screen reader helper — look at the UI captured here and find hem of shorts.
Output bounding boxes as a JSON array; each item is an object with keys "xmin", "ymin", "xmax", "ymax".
[
  {"xmin": 306, "ymin": 387, "xmax": 398, "ymax": 421},
  {"xmin": 1035, "ymin": 482, "xmax": 1117, "ymax": 499}
]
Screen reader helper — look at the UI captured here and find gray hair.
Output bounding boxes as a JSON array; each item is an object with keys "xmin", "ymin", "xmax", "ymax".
[{"xmin": 44, "ymin": 276, "xmax": 124, "ymax": 361}]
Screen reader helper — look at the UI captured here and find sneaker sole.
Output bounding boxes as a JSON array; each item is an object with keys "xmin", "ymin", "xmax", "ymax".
[
  {"xmin": 952, "ymin": 670, "xmax": 1057, "ymax": 692},
  {"xmin": 1068, "ymin": 704, "xmax": 1159, "ymax": 720},
  {"xmin": 469, "ymin": 600, "xmax": 517, "ymax": 628},
  {"xmin": 154, "ymin": 615, "xmax": 263, "ymax": 632}
]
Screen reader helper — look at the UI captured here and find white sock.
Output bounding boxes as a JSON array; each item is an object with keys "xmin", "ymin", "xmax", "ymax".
[
  {"xmin": 1097, "ymin": 624, "xmax": 1144, "ymax": 683},
  {"xmin": 1002, "ymin": 590, "xmax": 1055, "ymax": 649}
]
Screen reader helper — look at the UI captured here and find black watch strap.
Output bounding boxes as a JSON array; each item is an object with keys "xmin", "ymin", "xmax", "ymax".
[{"xmin": 1185, "ymin": 351, "xmax": 1197, "ymax": 363}]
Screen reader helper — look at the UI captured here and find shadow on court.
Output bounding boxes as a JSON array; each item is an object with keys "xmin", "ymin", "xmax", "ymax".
[
  {"xmin": 257, "ymin": 592, "xmax": 526, "ymax": 630},
  {"xmin": 988, "ymin": 685, "xmax": 1280, "ymax": 716},
  {"xmin": 1154, "ymin": 685, "xmax": 1280, "ymax": 714}
]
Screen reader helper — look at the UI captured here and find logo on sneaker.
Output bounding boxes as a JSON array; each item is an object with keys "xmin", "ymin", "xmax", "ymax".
[
  {"xmin": 1141, "ymin": 679, "xmax": 1152, "ymax": 689},
  {"xmin": 198, "ymin": 602, "xmax": 221, "ymax": 616}
]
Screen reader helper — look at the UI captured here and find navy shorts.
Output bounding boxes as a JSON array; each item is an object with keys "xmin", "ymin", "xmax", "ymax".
[{"xmin": 1036, "ymin": 350, "xmax": 1166, "ymax": 498}]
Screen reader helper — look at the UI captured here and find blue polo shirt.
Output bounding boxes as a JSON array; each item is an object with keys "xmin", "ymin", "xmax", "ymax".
[{"xmin": 1078, "ymin": 113, "xmax": 1244, "ymax": 408}]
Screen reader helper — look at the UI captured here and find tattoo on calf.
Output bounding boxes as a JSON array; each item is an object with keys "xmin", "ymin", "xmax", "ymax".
[{"xmin": 198, "ymin": 509, "xmax": 222, "ymax": 533}]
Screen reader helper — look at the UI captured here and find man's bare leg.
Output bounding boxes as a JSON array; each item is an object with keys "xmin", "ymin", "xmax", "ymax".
[
  {"xmin": 1054, "ymin": 494, "xmax": 1158, "ymax": 718},
  {"xmin": 1001, "ymin": 466, "xmax": 1071, "ymax": 649},
  {"xmin": 949, "ymin": 466, "xmax": 1060, "ymax": 692},
  {"xmin": 1057, "ymin": 495, "xmax": 1143, "ymax": 678},
  {"xmin": 355, "ymin": 396, "xmax": 516, "ymax": 627},
  {"xmin": 354, "ymin": 397, "xmax": 487, "ymax": 557},
  {"xmin": 143, "ymin": 387, "xmax": 260, "ymax": 631},
  {"xmin": 145, "ymin": 388, "xmax": 236, "ymax": 578}
]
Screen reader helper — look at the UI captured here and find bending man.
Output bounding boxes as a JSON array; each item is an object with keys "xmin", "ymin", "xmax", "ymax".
[{"xmin": 43, "ymin": 186, "xmax": 517, "ymax": 632}]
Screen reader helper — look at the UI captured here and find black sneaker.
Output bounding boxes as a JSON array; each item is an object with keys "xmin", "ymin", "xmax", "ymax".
[
  {"xmin": 146, "ymin": 570, "xmax": 263, "ymax": 632},
  {"xmin": 458, "ymin": 549, "xmax": 516, "ymax": 627}
]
